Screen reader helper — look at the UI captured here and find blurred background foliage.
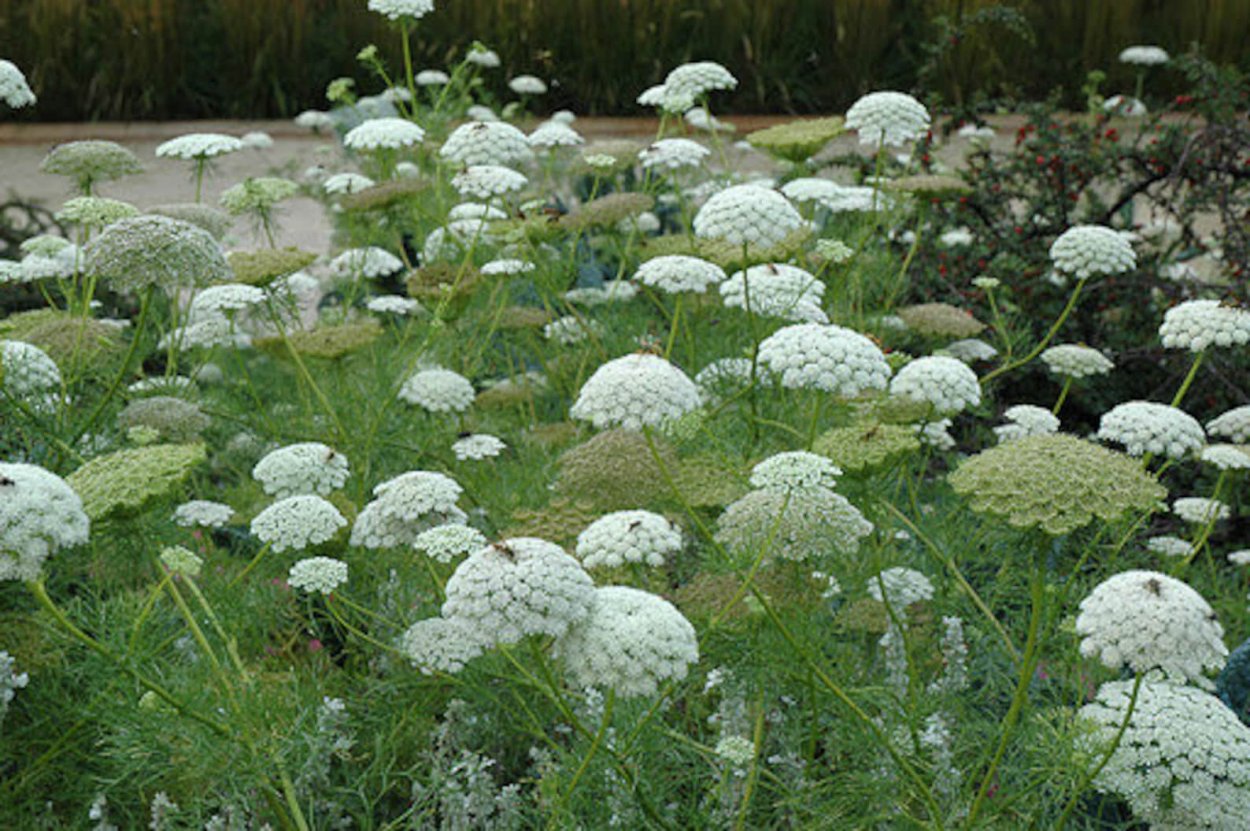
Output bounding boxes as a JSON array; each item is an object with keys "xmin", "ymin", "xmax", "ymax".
[{"xmin": 2, "ymin": 0, "xmax": 1248, "ymax": 121}]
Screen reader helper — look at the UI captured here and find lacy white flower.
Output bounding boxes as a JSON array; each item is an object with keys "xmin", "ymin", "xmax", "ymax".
[
  {"xmin": 252, "ymin": 443, "xmax": 350, "ymax": 498},
  {"xmin": 398, "ymin": 367, "xmax": 475, "ymax": 413},
  {"xmin": 1080, "ymin": 680, "xmax": 1250, "ymax": 830},
  {"xmin": 288, "ymin": 556, "xmax": 349, "ymax": 595},
  {"xmin": 55, "ymin": 196, "xmax": 139, "ymax": 228},
  {"xmin": 715, "ymin": 486, "xmax": 873, "ymax": 563},
  {"xmin": 400, "ymin": 616, "xmax": 485, "ymax": 674},
  {"xmin": 343, "ymin": 117, "xmax": 426, "ymax": 151},
  {"xmin": 867, "ymin": 567, "xmax": 934, "ymax": 610},
  {"xmin": 715, "ymin": 735, "xmax": 756, "ymax": 768},
  {"xmin": 188, "ymin": 283, "xmax": 265, "ymax": 319},
  {"xmin": 638, "ymin": 138, "xmax": 710, "ymax": 171},
  {"xmin": 173, "ymin": 499, "xmax": 234, "ymax": 528},
  {"xmin": 509, "ymin": 74, "xmax": 547, "ymax": 95},
  {"xmin": 0, "ymin": 59, "xmax": 36, "ymax": 108},
  {"xmin": 780, "ymin": 179, "xmax": 893, "ymax": 213},
  {"xmin": 415, "ymin": 68, "xmax": 450, "ymax": 86},
  {"xmin": 1040, "ymin": 344, "xmax": 1114, "ymax": 379},
  {"xmin": 466, "ymin": 45, "xmax": 501, "ymax": 68},
  {"xmin": 695, "ymin": 357, "xmax": 759, "ymax": 404},
  {"xmin": 720, "ymin": 263, "xmax": 826, "ymax": 322},
  {"xmin": 889, "ymin": 356, "xmax": 981, "ymax": 416},
  {"xmin": 368, "ymin": 0, "xmax": 435, "ymax": 21},
  {"xmin": 1097, "ymin": 401, "xmax": 1205, "ymax": 459},
  {"xmin": 636, "ymin": 83, "xmax": 694, "ymax": 114},
  {"xmin": 993, "ymin": 404, "xmax": 1060, "ymax": 444},
  {"xmin": 1049, "ymin": 225, "xmax": 1136, "ymax": 279},
  {"xmin": 413, "ymin": 524, "xmax": 487, "ymax": 563},
  {"xmin": 1077, "ymin": 570, "xmax": 1226, "ymax": 685},
  {"xmin": 295, "ymin": 109, "xmax": 334, "ymax": 131},
  {"xmin": 324, "ymin": 172, "xmax": 375, "ymax": 195},
  {"xmin": 368, "ymin": 471, "xmax": 462, "ymax": 527},
  {"xmin": 749, "ymin": 451, "xmax": 841, "ymax": 493},
  {"xmin": 1146, "ymin": 535, "xmax": 1194, "ymax": 559},
  {"xmin": 156, "ymin": 133, "xmax": 243, "ymax": 160},
  {"xmin": 565, "ymin": 280, "xmax": 638, "ymax": 305},
  {"xmin": 87, "ymin": 215, "xmax": 231, "ymax": 294},
  {"xmin": 250, "ymin": 495, "xmax": 346, "ymax": 553},
  {"xmin": 0, "ymin": 651, "xmax": 29, "ymax": 728},
  {"xmin": 441, "ymin": 537, "xmax": 595, "ymax": 644},
  {"xmin": 0, "ymin": 463, "xmax": 90, "ymax": 582},
  {"xmin": 367, "ymin": 294, "xmax": 423, "ymax": 315},
  {"xmin": 1207, "ymin": 405, "xmax": 1250, "ymax": 443},
  {"xmin": 451, "ymin": 164, "xmax": 528, "ymax": 199},
  {"xmin": 757, "ymin": 323, "xmax": 891, "ymax": 396},
  {"xmin": 943, "ymin": 338, "xmax": 998, "ymax": 363},
  {"xmin": 480, "ymin": 258, "xmax": 535, "ymax": 276},
  {"xmin": 528, "ymin": 120, "xmax": 583, "ymax": 148},
  {"xmin": 1118, "ymin": 45, "xmax": 1170, "ymax": 65},
  {"xmin": 219, "ymin": 176, "xmax": 297, "ymax": 216},
  {"xmin": 161, "ymin": 313, "xmax": 251, "ymax": 351},
  {"xmin": 543, "ymin": 315, "xmax": 601, "ymax": 345},
  {"xmin": 327, "ymin": 244, "xmax": 400, "ymax": 277},
  {"xmin": 1, "ymin": 340, "xmax": 61, "ymax": 397},
  {"xmin": 916, "ymin": 418, "xmax": 956, "ymax": 450},
  {"xmin": 1172, "ymin": 497, "xmax": 1231, "ymax": 524},
  {"xmin": 634, "ymin": 255, "xmax": 726, "ymax": 294},
  {"xmin": 351, "ymin": 498, "xmax": 466, "ymax": 550},
  {"xmin": 693, "ymin": 185, "xmax": 803, "ymax": 248},
  {"xmin": 570, "ymin": 353, "xmax": 701, "ymax": 431},
  {"xmin": 575, "ymin": 510, "xmax": 682, "ymax": 568},
  {"xmin": 1229, "ymin": 550, "xmax": 1250, "ymax": 566},
  {"xmin": 555, "ymin": 586, "xmax": 698, "ymax": 698},
  {"xmin": 686, "ymin": 105, "xmax": 736, "ymax": 131},
  {"xmin": 449, "ymin": 202, "xmax": 508, "ymax": 221},
  {"xmin": 440, "ymin": 121, "xmax": 532, "ymax": 166},
  {"xmin": 844, "ymin": 91, "xmax": 931, "ymax": 147},
  {"xmin": 664, "ymin": 61, "xmax": 737, "ymax": 100},
  {"xmin": 452, "ymin": 433, "xmax": 506, "ymax": 461},
  {"xmin": 1201, "ymin": 444, "xmax": 1250, "ymax": 471},
  {"xmin": 1159, "ymin": 299, "xmax": 1250, "ymax": 351}
]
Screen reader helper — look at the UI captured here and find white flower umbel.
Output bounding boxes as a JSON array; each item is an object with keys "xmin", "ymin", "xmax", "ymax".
[
  {"xmin": 451, "ymin": 165, "xmax": 528, "ymax": 200},
  {"xmin": 415, "ymin": 69, "xmax": 450, "ymax": 86},
  {"xmin": 369, "ymin": 471, "xmax": 462, "ymax": 522},
  {"xmin": 1159, "ymin": 299, "xmax": 1250, "ymax": 351},
  {"xmin": 295, "ymin": 110, "xmax": 334, "ymax": 131},
  {"xmin": 634, "ymin": 255, "xmax": 726, "ymax": 294},
  {"xmin": 1, "ymin": 651, "xmax": 29, "ymax": 727},
  {"xmin": 575, "ymin": 510, "xmax": 682, "ymax": 569},
  {"xmin": 544, "ymin": 315, "xmax": 601, "ymax": 345},
  {"xmin": 1049, "ymin": 225, "xmax": 1136, "ymax": 279},
  {"xmin": 451, "ymin": 433, "xmax": 506, "ymax": 461},
  {"xmin": 249, "ymin": 495, "xmax": 346, "ymax": 554},
  {"xmin": 719, "ymin": 264, "xmax": 827, "ymax": 323},
  {"xmin": 1097, "ymin": 401, "xmax": 1205, "ymax": 459},
  {"xmin": 1076, "ymin": 570, "xmax": 1226, "ymax": 686},
  {"xmin": 664, "ymin": 61, "xmax": 737, "ymax": 100},
  {"xmin": 715, "ymin": 486, "xmax": 873, "ymax": 563},
  {"xmin": 367, "ymin": 294, "xmax": 423, "ymax": 316},
  {"xmin": 1118, "ymin": 45, "xmax": 1170, "ymax": 66},
  {"xmin": 693, "ymin": 185, "xmax": 803, "ymax": 248},
  {"xmin": 509, "ymin": 74, "xmax": 547, "ymax": 95},
  {"xmin": 398, "ymin": 368, "xmax": 475, "ymax": 414},
  {"xmin": 155, "ymin": 133, "xmax": 243, "ymax": 160},
  {"xmin": 288, "ymin": 556, "xmax": 349, "ymax": 595},
  {"xmin": 1, "ymin": 340, "xmax": 61, "ymax": 398},
  {"xmin": 570, "ymin": 353, "xmax": 701, "ymax": 431},
  {"xmin": 889, "ymin": 356, "xmax": 981, "ymax": 416},
  {"xmin": 343, "ymin": 117, "xmax": 426, "ymax": 151},
  {"xmin": 993, "ymin": 404, "xmax": 1060, "ymax": 444},
  {"xmin": 0, "ymin": 463, "xmax": 90, "ymax": 582},
  {"xmin": 528, "ymin": 121, "xmax": 582, "ymax": 149},
  {"xmin": 0, "ymin": 60, "xmax": 36, "ymax": 108},
  {"xmin": 173, "ymin": 500, "xmax": 234, "ymax": 528},
  {"xmin": 331, "ymin": 246, "xmax": 404, "ymax": 279},
  {"xmin": 867, "ymin": 567, "xmax": 934, "ymax": 611},
  {"xmin": 1146, "ymin": 535, "xmax": 1194, "ymax": 559},
  {"xmin": 324, "ymin": 172, "xmax": 375, "ymax": 195},
  {"xmin": 942, "ymin": 338, "xmax": 998, "ymax": 364},
  {"xmin": 1172, "ymin": 497, "xmax": 1231, "ymax": 525},
  {"xmin": 440, "ymin": 121, "xmax": 532, "ymax": 166},
  {"xmin": 252, "ymin": 443, "xmax": 350, "ymax": 498},
  {"xmin": 749, "ymin": 451, "xmax": 841, "ymax": 494},
  {"xmin": 1208, "ymin": 405, "xmax": 1250, "ymax": 444},
  {"xmin": 639, "ymin": 138, "xmax": 710, "ymax": 172},
  {"xmin": 187, "ymin": 284, "xmax": 265, "ymax": 320},
  {"xmin": 400, "ymin": 617, "xmax": 486, "ymax": 674},
  {"xmin": 441, "ymin": 537, "xmax": 595, "ymax": 645},
  {"xmin": 1040, "ymin": 344, "xmax": 1114, "ymax": 379},
  {"xmin": 555, "ymin": 585, "xmax": 698, "ymax": 698},
  {"xmin": 414, "ymin": 524, "xmax": 487, "ymax": 564},
  {"xmin": 1080, "ymin": 680, "xmax": 1250, "ymax": 829},
  {"xmin": 1201, "ymin": 444, "xmax": 1250, "ymax": 471},
  {"xmin": 368, "ymin": 0, "xmax": 435, "ymax": 20},
  {"xmin": 845, "ymin": 91, "xmax": 930, "ymax": 147},
  {"xmin": 757, "ymin": 323, "xmax": 891, "ymax": 396}
]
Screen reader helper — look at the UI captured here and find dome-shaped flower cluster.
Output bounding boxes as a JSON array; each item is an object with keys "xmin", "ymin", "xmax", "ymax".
[
  {"xmin": 1049, "ymin": 225, "xmax": 1136, "ymax": 279},
  {"xmin": 330, "ymin": 246, "xmax": 404, "ymax": 279},
  {"xmin": 1159, "ymin": 299, "xmax": 1250, "ymax": 352},
  {"xmin": 250, "ymin": 495, "xmax": 347, "ymax": 553},
  {"xmin": 400, "ymin": 616, "xmax": 486, "ymax": 674},
  {"xmin": 451, "ymin": 165, "xmax": 528, "ymax": 199},
  {"xmin": 1208, "ymin": 405, "xmax": 1250, "ymax": 444},
  {"xmin": 87, "ymin": 215, "xmax": 230, "ymax": 294},
  {"xmin": 757, "ymin": 323, "xmax": 892, "ymax": 396},
  {"xmin": 55, "ymin": 196, "xmax": 139, "ymax": 229},
  {"xmin": 252, "ymin": 443, "xmax": 350, "ymax": 498},
  {"xmin": 1097, "ymin": 401, "xmax": 1205, "ymax": 459},
  {"xmin": 1, "ymin": 60, "xmax": 36, "ymax": 109},
  {"xmin": 1146, "ymin": 535, "xmax": 1193, "ymax": 559},
  {"xmin": 575, "ymin": 510, "xmax": 682, "ymax": 568},
  {"xmin": 720, "ymin": 263, "xmax": 826, "ymax": 322},
  {"xmin": 351, "ymin": 470, "xmax": 464, "ymax": 549},
  {"xmin": 715, "ymin": 486, "xmax": 873, "ymax": 563},
  {"xmin": 634, "ymin": 255, "xmax": 726, "ymax": 294},
  {"xmin": 1077, "ymin": 570, "xmax": 1226, "ymax": 685},
  {"xmin": 528, "ymin": 120, "xmax": 582, "ymax": 149},
  {"xmin": 1, "ymin": 340, "xmax": 61, "ymax": 397},
  {"xmin": 693, "ymin": 185, "xmax": 803, "ymax": 248},
  {"xmin": 117, "ymin": 396, "xmax": 210, "ymax": 443},
  {"xmin": 1172, "ymin": 497, "xmax": 1230, "ymax": 525},
  {"xmin": 398, "ymin": 367, "xmax": 475, "ymax": 413},
  {"xmin": 451, "ymin": 433, "xmax": 506, "ymax": 461},
  {"xmin": 156, "ymin": 133, "xmax": 243, "ymax": 160},
  {"xmin": 948, "ymin": 433, "xmax": 1166, "ymax": 536},
  {"xmin": 1080, "ymin": 680, "xmax": 1250, "ymax": 829},
  {"xmin": 323, "ymin": 172, "xmax": 374, "ymax": 195},
  {"xmin": 1, "ymin": 463, "xmax": 90, "ymax": 582},
  {"xmin": 413, "ymin": 524, "xmax": 486, "ymax": 563},
  {"xmin": 1201, "ymin": 444, "xmax": 1250, "ymax": 471},
  {"xmin": 844, "ymin": 91, "xmax": 931, "ymax": 147},
  {"xmin": 441, "ymin": 537, "xmax": 595, "ymax": 644},
  {"xmin": 867, "ymin": 567, "xmax": 934, "ymax": 610},
  {"xmin": 663, "ymin": 61, "xmax": 738, "ymax": 101},
  {"xmin": 1040, "ymin": 344, "xmax": 1115, "ymax": 379},
  {"xmin": 288, "ymin": 556, "xmax": 349, "ymax": 595},
  {"xmin": 639, "ymin": 138, "xmax": 710, "ymax": 171},
  {"xmin": 993, "ymin": 404, "xmax": 1060, "ymax": 444},
  {"xmin": 440, "ymin": 121, "xmax": 532, "ymax": 166},
  {"xmin": 40, "ymin": 140, "xmax": 142, "ymax": 191},
  {"xmin": 344, "ymin": 117, "xmax": 426, "ymax": 151},
  {"xmin": 188, "ymin": 283, "xmax": 265, "ymax": 318},
  {"xmin": 555, "ymin": 585, "xmax": 698, "ymax": 698},
  {"xmin": 173, "ymin": 500, "xmax": 234, "ymax": 528},
  {"xmin": 749, "ymin": 451, "xmax": 841, "ymax": 493},
  {"xmin": 367, "ymin": 0, "xmax": 435, "ymax": 20},
  {"xmin": 1118, "ymin": 45, "xmax": 1170, "ymax": 66},
  {"xmin": 570, "ymin": 353, "xmax": 701, "ymax": 431},
  {"xmin": 888, "ymin": 356, "xmax": 981, "ymax": 416}
]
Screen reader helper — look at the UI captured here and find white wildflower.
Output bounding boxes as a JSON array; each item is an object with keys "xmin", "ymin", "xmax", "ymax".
[
  {"xmin": 575, "ymin": 510, "xmax": 682, "ymax": 568},
  {"xmin": 250, "ymin": 495, "xmax": 347, "ymax": 553}
]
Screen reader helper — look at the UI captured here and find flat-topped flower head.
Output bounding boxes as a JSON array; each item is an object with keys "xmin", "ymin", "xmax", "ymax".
[
  {"xmin": 1208, "ymin": 405, "xmax": 1250, "ymax": 444},
  {"xmin": 1159, "ymin": 299, "xmax": 1250, "ymax": 351},
  {"xmin": 173, "ymin": 500, "xmax": 234, "ymax": 529},
  {"xmin": 888, "ymin": 356, "xmax": 981, "ymax": 417},
  {"xmin": 55, "ymin": 196, "xmax": 139, "ymax": 229},
  {"xmin": 1080, "ymin": 680, "xmax": 1250, "ymax": 829},
  {"xmin": 1, "ymin": 340, "xmax": 61, "ymax": 397},
  {"xmin": 0, "ymin": 463, "xmax": 90, "ymax": 582},
  {"xmin": 948, "ymin": 433, "xmax": 1166, "ymax": 536},
  {"xmin": 440, "ymin": 121, "xmax": 532, "ymax": 166},
  {"xmin": 441, "ymin": 537, "xmax": 595, "ymax": 644},
  {"xmin": 993, "ymin": 404, "xmax": 1060, "ymax": 444},
  {"xmin": 509, "ymin": 74, "xmax": 547, "ymax": 95},
  {"xmin": 715, "ymin": 485, "xmax": 873, "ymax": 563},
  {"xmin": 0, "ymin": 60, "xmax": 36, "ymax": 108},
  {"xmin": 86, "ymin": 215, "xmax": 231, "ymax": 294},
  {"xmin": 288, "ymin": 556, "xmax": 348, "ymax": 595},
  {"xmin": 1040, "ymin": 344, "xmax": 1114, "ymax": 379},
  {"xmin": 749, "ymin": 451, "xmax": 841, "ymax": 494},
  {"xmin": 400, "ymin": 617, "xmax": 485, "ymax": 674},
  {"xmin": 344, "ymin": 117, "xmax": 425, "ymax": 151},
  {"xmin": 367, "ymin": 0, "xmax": 435, "ymax": 21},
  {"xmin": 663, "ymin": 61, "xmax": 737, "ymax": 99},
  {"xmin": 528, "ymin": 121, "xmax": 582, "ymax": 148},
  {"xmin": 693, "ymin": 185, "xmax": 802, "ymax": 249},
  {"xmin": 639, "ymin": 138, "xmax": 710, "ymax": 171},
  {"xmin": 250, "ymin": 495, "xmax": 346, "ymax": 553},
  {"xmin": 451, "ymin": 165, "xmax": 527, "ymax": 200},
  {"xmin": 1077, "ymin": 570, "xmax": 1226, "ymax": 686},
  {"xmin": 330, "ymin": 246, "xmax": 403, "ymax": 279},
  {"xmin": 451, "ymin": 433, "xmax": 506, "ymax": 461},
  {"xmin": 414, "ymin": 524, "xmax": 486, "ymax": 564},
  {"xmin": 41, "ymin": 140, "xmax": 142, "ymax": 193},
  {"xmin": 219, "ymin": 176, "xmax": 298, "ymax": 215},
  {"xmin": 156, "ymin": 133, "xmax": 243, "ymax": 160},
  {"xmin": 720, "ymin": 263, "xmax": 825, "ymax": 322},
  {"xmin": 188, "ymin": 283, "xmax": 265, "ymax": 320},
  {"xmin": 576, "ymin": 510, "xmax": 682, "ymax": 568},
  {"xmin": 1049, "ymin": 225, "xmax": 1136, "ymax": 279},
  {"xmin": 1097, "ymin": 401, "xmax": 1205, "ymax": 459},
  {"xmin": 1172, "ymin": 497, "xmax": 1230, "ymax": 525},
  {"xmin": 294, "ymin": 110, "xmax": 334, "ymax": 131},
  {"xmin": 757, "ymin": 323, "xmax": 891, "ymax": 396},
  {"xmin": 1119, "ymin": 45, "xmax": 1170, "ymax": 65},
  {"xmin": 67, "ymin": 444, "xmax": 207, "ymax": 521},
  {"xmin": 415, "ymin": 69, "xmax": 450, "ymax": 86},
  {"xmin": 634, "ymin": 255, "xmax": 725, "ymax": 294},
  {"xmin": 555, "ymin": 586, "xmax": 698, "ymax": 698},
  {"xmin": 369, "ymin": 471, "xmax": 462, "ymax": 523},
  {"xmin": 398, "ymin": 367, "xmax": 475, "ymax": 413},
  {"xmin": 845, "ymin": 91, "xmax": 930, "ymax": 147},
  {"xmin": 1201, "ymin": 444, "xmax": 1250, "ymax": 471},
  {"xmin": 570, "ymin": 353, "xmax": 701, "ymax": 431},
  {"xmin": 252, "ymin": 443, "xmax": 350, "ymax": 498}
]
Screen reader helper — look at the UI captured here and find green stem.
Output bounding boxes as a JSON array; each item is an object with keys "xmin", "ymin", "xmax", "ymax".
[
  {"xmin": 70, "ymin": 287, "xmax": 153, "ymax": 447},
  {"xmin": 1054, "ymin": 672, "xmax": 1143, "ymax": 830},
  {"xmin": 1169, "ymin": 349, "xmax": 1205, "ymax": 408},
  {"xmin": 981, "ymin": 276, "xmax": 1088, "ymax": 386},
  {"xmin": 551, "ymin": 689, "xmax": 615, "ymax": 826},
  {"xmin": 1052, "ymin": 377, "xmax": 1073, "ymax": 416},
  {"xmin": 229, "ymin": 542, "xmax": 273, "ymax": 588}
]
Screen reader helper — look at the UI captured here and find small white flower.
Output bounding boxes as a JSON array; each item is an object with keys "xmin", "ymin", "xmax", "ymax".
[
  {"xmin": 570, "ymin": 353, "xmax": 701, "ymax": 431},
  {"xmin": 1201, "ymin": 444, "xmax": 1250, "ymax": 471},
  {"xmin": 288, "ymin": 556, "xmax": 349, "ymax": 595},
  {"xmin": 749, "ymin": 451, "xmax": 841, "ymax": 493},
  {"xmin": 509, "ymin": 74, "xmax": 547, "ymax": 95},
  {"xmin": 889, "ymin": 356, "xmax": 981, "ymax": 416},
  {"xmin": 413, "ymin": 524, "xmax": 486, "ymax": 563},
  {"xmin": 993, "ymin": 405, "xmax": 1060, "ymax": 444},
  {"xmin": 639, "ymin": 138, "xmax": 710, "ymax": 171},
  {"xmin": 251, "ymin": 496, "xmax": 347, "ymax": 553},
  {"xmin": 1097, "ymin": 401, "xmax": 1205, "ymax": 458},
  {"xmin": 634, "ymin": 255, "xmax": 726, "ymax": 294},
  {"xmin": 867, "ymin": 567, "xmax": 934, "ymax": 611},
  {"xmin": 719, "ymin": 263, "xmax": 826, "ymax": 322},
  {"xmin": 415, "ymin": 69, "xmax": 450, "ymax": 86},
  {"xmin": 0, "ymin": 463, "xmax": 90, "ymax": 582},
  {"xmin": 173, "ymin": 500, "xmax": 234, "ymax": 528},
  {"xmin": 451, "ymin": 165, "xmax": 527, "ymax": 200},
  {"xmin": 367, "ymin": 294, "xmax": 424, "ymax": 315},
  {"xmin": 367, "ymin": 0, "xmax": 435, "ymax": 21},
  {"xmin": 844, "ymin": 91, "xmax": 930, "ymax": 147},
  {"xmin": 1146, "ymin": 535, "xmax": 1194, "ymax": 559},
  {"xmin": 1119, "ymin": 45, "xmax": 1170, "ymax": 66},
  {"xmin": 451, "ymin": 433, "xmax": 506, "ymax": 461},
  {"xmin": 693, "ymin": 185, "xmax": 803, "ymax": 248},
  {"xmin": 156, "ymin": 133, "xmax": 243, "ymax": 160},
  {"xmin": 440, "ymin": 121, "xmax": 532, "ymax": 166},
  {"xmin": 0, "ymin": 60, "xmax": 36, "ymax": 108},
  {"xmin": 1041, "ymin": 344, "xmax": 1114, "ymax": 379},
  {"xmin": 757, "ymin": 323, "xmax": 891, "ymax": 396},
  {"xmin": 400, "ymin": 616, "xmax": 485, "ymax": 674},
  {"xmin": 528, "ymin": 120, "xmax": 583, "ymax": 148},
  {"xmin": 330, "ymin": 246, "xmax": 404, "ymax": 278},
  {"xmin": 576, "ymin": 510, "xmax": 682, "ymax": 568},
  {"xmin": 1172, "ymin": 497, "xmax": 1231, "ymax": 524},
  {"xmin": 1049, "ymin": 225, "xmax": 1136, "ymax": 279},
  {"xmin": 324, "ymin": 172, "xmax": 375, "ymax": 195},
  {"xmin": 664, "ymin": 61, "xmax": 737, "ymax": 100},
  {"xmin": 1208, "ymin": 405, "xmax": 1250, "ymax": 444},
  {"xmin": 398, "ymin": 367, "xmax": 475, "ymax": 413},
  {"xmin": 252, "ymin": 443, "xmax": 350, "ymax": 498},
  {"xmin": 1159, "ymin": 299, "xmax": 1250, "ymax": 352},
  {"xmin": 343, "ymin": 117, "xmax": 425, "ymax": 151}
]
